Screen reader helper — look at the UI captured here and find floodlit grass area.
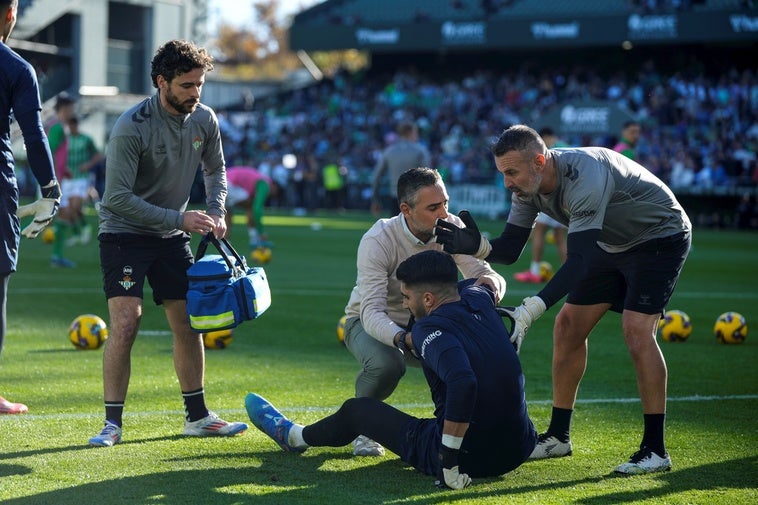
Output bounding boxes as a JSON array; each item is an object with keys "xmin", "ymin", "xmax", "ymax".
[{"xmin": 1, "ymin": 209, "xmax": 756, "ymax": 504}]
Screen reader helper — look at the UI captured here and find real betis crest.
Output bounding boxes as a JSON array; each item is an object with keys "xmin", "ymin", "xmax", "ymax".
[{"xmin": 192, "ymin": 136, "xmax": 202, "ymax": 150}]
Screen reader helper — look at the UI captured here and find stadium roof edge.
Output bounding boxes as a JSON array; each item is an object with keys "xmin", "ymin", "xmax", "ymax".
[
  {"xmin": 293, "ymin": 0, "xmax": 349, "ymax": 24},
  {"xmin": 290, "ymin": 1, "xmax": 758, "ymax": 52}
]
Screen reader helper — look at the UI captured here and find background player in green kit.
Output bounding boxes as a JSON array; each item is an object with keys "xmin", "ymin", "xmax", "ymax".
[
  {"xmin": 89, "ymin": 39, "xmax": 247, "ymax": 447},
  {"xmin": 436, "ymin": 124, "xmax": 691, "ymax": 475}
]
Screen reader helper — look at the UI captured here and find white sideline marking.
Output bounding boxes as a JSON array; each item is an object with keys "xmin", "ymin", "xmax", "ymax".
[
  {"xmin": 319, "ymin": 394, "xmax": 758, "ymax": 410},
  {"xmin": 6, "ymin": 394, "xmax": 757, "ymax": 421},
  {"xmin": 10, "ymin": 286, "xmax": 758, "ymax": 300}
]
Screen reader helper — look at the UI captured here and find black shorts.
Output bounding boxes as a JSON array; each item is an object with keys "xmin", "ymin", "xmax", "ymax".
[
  {"xmin": 0, "ymin": 188, "xmax": 20, "ymax": 275},
  {"xmin": 566, "ymin": 232, "xmax": 691, "ymax": 314},
  {"xmin": 99, "ymin": 233, "xmax": 194, "ymax": 305},
  {"xmin": 400, "ymin": 418, "xmax": 535, "ymax": 478}
]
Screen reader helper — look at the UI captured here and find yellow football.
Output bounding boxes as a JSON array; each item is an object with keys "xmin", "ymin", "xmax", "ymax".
[
  {"xmin": 251, "ymin": 246, "xmax": 272, "ymax": 264},
  {"xmin": 337, "ymin": 315, "xmax": 346, "ymax": 345},
  {"xmin": 203, "ymin": 328, "xmax": 233, "ymax": 349},
  {"xmin": 42, "ymin": 227, "xmax": 56, "ymax": 244}
]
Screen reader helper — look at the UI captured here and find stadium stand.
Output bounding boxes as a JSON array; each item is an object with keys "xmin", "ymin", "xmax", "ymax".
[
  {"xmin": 212, "ymin": 0, "xmax": 757, "ymax": 228},
  {"xmin": 217, "ymin": 56, "xmax": 756, "ymax": 227}
]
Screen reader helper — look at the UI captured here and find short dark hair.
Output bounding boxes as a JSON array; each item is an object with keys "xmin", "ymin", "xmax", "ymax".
[
  {"xmin": 491, "ymin": 124, "xmax": 546, "ymax": 158},
  {"xmin": 538, "ymin": 126, "xmax": 555, "ymax": 137},
  {"xmin": 54, "ymin": 92, "xmax": 75, "ymax": 111},
  {"xmin": 396, "ymin": 167, "xmax": 442, "ymax": 207},
  {"xmin": 396, "ymin": 250, "xmax": 458, "ymax": 288},
  {"xmin": 396, "ymin": 121, "xmax": 416, "ymax": 137},
  {"xmin": 150, "ymin": 39, "xmax": 214, "ymax": 88}
]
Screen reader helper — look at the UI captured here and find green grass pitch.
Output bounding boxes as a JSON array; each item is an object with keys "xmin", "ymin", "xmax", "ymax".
[{"xmin": 1, "ymin": 209, "xmax": 756, "ymax": 504}]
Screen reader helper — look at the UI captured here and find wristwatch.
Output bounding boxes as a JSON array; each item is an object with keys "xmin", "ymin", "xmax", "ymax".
[{"xmin": 394, "ymin": 331, "xmax": 417, "ymax": 357}]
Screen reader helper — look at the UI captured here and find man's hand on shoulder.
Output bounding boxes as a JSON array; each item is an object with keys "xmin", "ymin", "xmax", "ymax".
[{"xmin": 474, "ymin": 274, "xmax": 504, "ymax": 303}]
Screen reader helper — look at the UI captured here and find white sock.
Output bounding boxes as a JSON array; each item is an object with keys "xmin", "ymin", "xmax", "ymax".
[
  {"xmin": 248, "ymin": 228, "xmax": 259, "ymax": 243},
  {"xmin": 288, "ymin": 423, "xmax": 308, "ymax": 449},
  {"xmin": 530, "ymin": 261, "xmax": 540, "ymax": 275}
]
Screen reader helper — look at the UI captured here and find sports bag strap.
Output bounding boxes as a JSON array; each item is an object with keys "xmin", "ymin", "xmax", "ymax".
[
  {"xmin": 195, "ymin": 232, "xmax": 249, "ymax": 274},
  {"xmin": 195, "ymin": 233, "xmax": 213, "ymax": 260},
  {"xmin": 218, "ymin": 236, "xmax": 248, "ymax": 273}
]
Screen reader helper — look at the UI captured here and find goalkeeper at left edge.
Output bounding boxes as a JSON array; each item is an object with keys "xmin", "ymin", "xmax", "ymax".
[
  {"xmin": 1, "ymin": 0, "xmax": 62, "ymax": 414},
  {"xmin": 245, "ymin": 250, "xmax": 537, "ymax": 489}
]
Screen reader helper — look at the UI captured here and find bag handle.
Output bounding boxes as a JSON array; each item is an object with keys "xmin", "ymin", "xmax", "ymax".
[{"xmin": 195, "ymin": 232, "xmax": 249, "ymax": 275}]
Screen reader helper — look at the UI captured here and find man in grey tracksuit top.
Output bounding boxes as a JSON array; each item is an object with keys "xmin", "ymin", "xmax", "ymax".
[
  {"xmin": 89, "ymin": 40, "xmax": 248, "ymax": 447},
  {"xmin": 436, "ymin": 124, "xmax": 691, "ymax": 475},
  {"xmin": 371, "ymin": 121, "xmax": 431, "ymax": 215}
]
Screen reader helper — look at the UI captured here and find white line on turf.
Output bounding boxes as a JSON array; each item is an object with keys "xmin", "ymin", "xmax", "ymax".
[
  {"xmin": 9, "ymin": 287, "xmax": 758, "ymax": 300},
  {"xmin": 7, "ymin": 394, "xmax": 757, "ymax": 421}
]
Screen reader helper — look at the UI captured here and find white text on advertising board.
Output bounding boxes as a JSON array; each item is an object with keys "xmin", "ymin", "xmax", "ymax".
[
  {"xmin": 730, "ymin": 15, "xmax": 758, "ymax": 32},
  {"xmin": 627, "ymin": 14, "xmax": 677, "ymax": 39},
  {"xmin": 355, "ymin": 29, "xmax": 399, "ymax": 45},
  {"xmin": 560, "ymin": 105, "xmax": 610, "ymax": 132},
  {"xmin": 441, "ymin": 21, "xmax": 486, "ymax": 45},
  {"xmin": 531, "ymin": 21, "xmax": 580, "ymax": 39}
]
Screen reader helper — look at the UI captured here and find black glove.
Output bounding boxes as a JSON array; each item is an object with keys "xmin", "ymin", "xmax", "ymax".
[
  {"xmin": 435, "ymin": 210, "xmax": 487, "ymax": 256},
  {"xmin": 435, "ymin": 444, "xmax": 472, "ymax": 489}
]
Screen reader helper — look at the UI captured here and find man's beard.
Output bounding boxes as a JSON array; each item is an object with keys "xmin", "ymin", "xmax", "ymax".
[
  {"xmin": 415, "ymin": 228, "xmax": 434, "ymax": 243},
  {"xmin": 165, "ymin": 89, "xmax": 198, "ymax": 114}
]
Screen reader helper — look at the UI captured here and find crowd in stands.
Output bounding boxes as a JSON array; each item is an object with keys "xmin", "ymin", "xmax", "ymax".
[{"xmin": 216, "ymin": 53, "xmax": 757, "ymax": 228}]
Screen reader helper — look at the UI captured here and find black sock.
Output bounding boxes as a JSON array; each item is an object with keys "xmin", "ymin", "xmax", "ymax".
[
  {"xmin": 182, "ymin": 388, "xmax": 209, "ymax": 422},
  {"xmin": 547, "ymin": 406, "xmax": 573, "ymax": 442},
  {"xmin": 641, "ymin": 413, "xmax": 666, "ymax": 456},
  {"xmin": 104, "ymin": 401, "xmax": 124, "ymax": 427}
]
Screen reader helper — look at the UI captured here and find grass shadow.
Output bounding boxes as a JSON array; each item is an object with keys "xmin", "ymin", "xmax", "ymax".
[
  {"xmin": 0, "ymin": 463, "xmax": 32, "ymax": 478},
  {"xmin": 0, "ymin": 434, "xmax": 185, "ymax": 461},
  {"xmin": 2, "ymin": 456, "xmax": 426, "ymax": 505},
  {"xmin": 576, "ymin": 455, "xmax": 758, "ymax": 504}
]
